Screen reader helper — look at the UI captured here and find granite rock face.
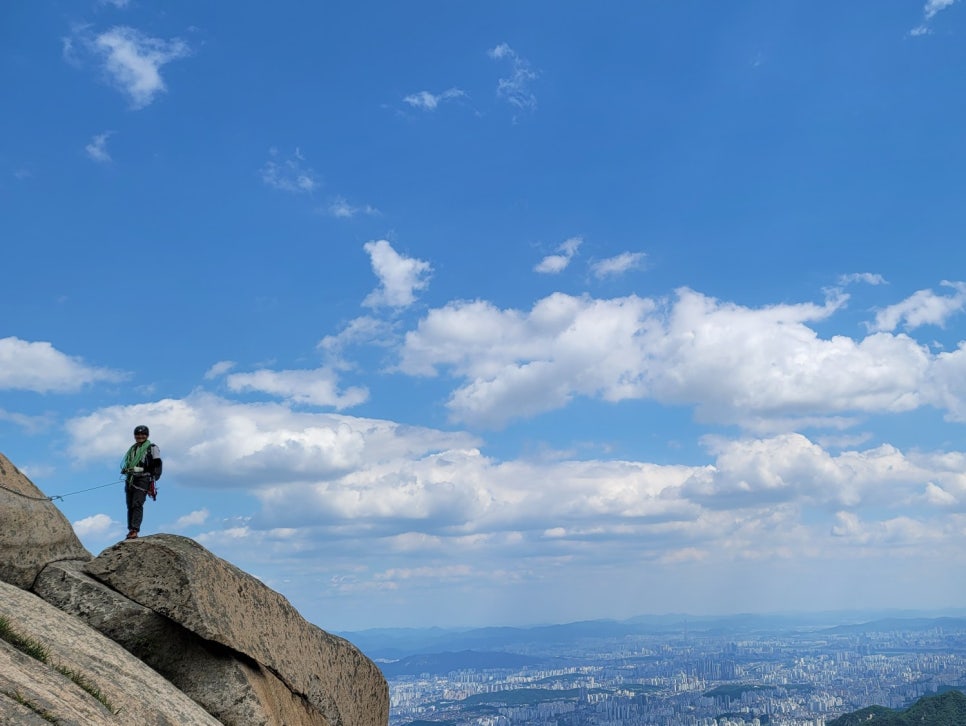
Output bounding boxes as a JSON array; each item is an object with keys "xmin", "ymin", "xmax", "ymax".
[
  {"xmin": 0, "ymin": 578, "xmax": 222, "ymax": 726},
  {"xmin": 0, "ymin": 452, "xmax": 91, "ymax": 589},
  {"xmin": 84, "ymin": 534, "xmax": 389, "ymax": 726},
  {"xmin": 35, "ymin": 560, "xmax": 330, "ymax": 726},
  {"xmin": 0, "ymin": 451, "xmax": 389, "ymax": 725}
]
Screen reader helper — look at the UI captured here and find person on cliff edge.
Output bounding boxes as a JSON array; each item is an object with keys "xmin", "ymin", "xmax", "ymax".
[{"xmin": 121, "ymin": 425, "xmax": 162, "ymax": 540}]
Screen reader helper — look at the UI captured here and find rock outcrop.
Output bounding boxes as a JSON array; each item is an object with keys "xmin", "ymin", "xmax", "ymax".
[
  {"xmin": 0, "ymin": 451, "xmax": 389, "ymax": 725},
  {"xmin": 0, "ymin": 452, "xmax": 91, "ymax": 589},
  {"xmin": 83, "ymin": 535, "xmax": 388, "ymax": 726},
  {"xmin": 0, "ymin": 578, "xmax": 222, "ymax": 725}
]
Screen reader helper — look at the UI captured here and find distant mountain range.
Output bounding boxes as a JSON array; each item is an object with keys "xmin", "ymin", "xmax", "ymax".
[
  {"xmin": 337, "ymin": 610, "xmax": 966, "ymax": 661},
  {"xmin": 823, "ymin": 617, "xmax": 966, "ymax": 634}
]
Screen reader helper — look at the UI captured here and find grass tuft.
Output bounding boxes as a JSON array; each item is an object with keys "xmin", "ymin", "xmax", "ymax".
[
  {"xmin": 3, "ymin": 689, "xmax": 59, "ymax": 723},
  {"xmin": 0, "ymin": 615, "xmax": 50, "ymax": 661},
  {"xmin": 0, "ymin": 615, "xmax": 117, "ymax": 714}
]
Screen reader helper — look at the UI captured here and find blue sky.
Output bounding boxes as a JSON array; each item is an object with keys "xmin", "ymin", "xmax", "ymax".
[{"xmin": 3, "ymin": 0, "xmax": 966, "ymax": 631}]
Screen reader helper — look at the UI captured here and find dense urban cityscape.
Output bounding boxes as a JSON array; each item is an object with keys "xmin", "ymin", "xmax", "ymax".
[{"xmin": 353, "ymin": 614, "xmax": 966, "ymax": 725}]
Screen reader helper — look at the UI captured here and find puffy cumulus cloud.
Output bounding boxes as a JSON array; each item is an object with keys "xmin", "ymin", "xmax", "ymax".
[
  {"xmin": 871, "ymin": 281, "xmax": 966, "ymax": 332},
  {"xmin": 535, "ymin": 236, "xmax": 582, "ymax": 274},
  {"xmin": 201, "ymin": 432, "xmax": 966, "ymax": 613},
  {"xmin": 255, "ymin": 450, "xmax": 702, "ymax": 535},
  {"xmin": 685, "ymin": 434, "xmax": 944, "ymax": 510},
  {"xmin": 0, "ymin": 337, "xmax": 125, "ymax": 393},
  {"xmin": 225, "ymin": 367, "xmax": 369, "ymax": 409},
  {"xmin": 72, "ymin": 513, "xmax": 116, "ymax": 537},
  {"xmin": 173, "ymin": 508, "xmax": 209, "ymax": 529},
  {"xmin": 616, "ymin": 289, "xmax": 929, "ymax": 427},
  {"xmin": 921, "ymin": 343, "xmax": 966, "ymax": 420},
  {"xmin": 362, "ymin": 240, "xmax": 432, "ymax": 309},
  {"xmin": 398, "ymin": 293, "xmax": 661, "ymax": 418},
  {"xmin": 64, "ymin": 392, "xmax": 480, "ymax": 489},
  {"xmin": 399, "ymin": 288, "xmax": 935, "ymax": 429},
  {"xmin": 62, "ymin": 389, "xmax": 966, "ymax": 618},
  {"xmin": 923, "ymin": 482, "xmax": 958, "ymax": 507},
  {"xmin": 83, "ymin": 26, "xmax": 189, "ymax": 109}
]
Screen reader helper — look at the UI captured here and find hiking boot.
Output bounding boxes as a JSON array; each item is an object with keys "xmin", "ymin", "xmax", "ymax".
[{"xmin": 126, "ymin": 530, "xmax": 138, "ymax": 539}]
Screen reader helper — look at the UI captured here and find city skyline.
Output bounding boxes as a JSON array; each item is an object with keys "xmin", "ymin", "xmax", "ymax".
[{"xmin": 3, "ymin": 1, "xmax": 966, "ymax": 631}]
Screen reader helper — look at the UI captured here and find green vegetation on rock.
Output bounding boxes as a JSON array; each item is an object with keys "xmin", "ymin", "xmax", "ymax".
[
  {"xmin": 0, "ymin": 614, "xmax": 117, "ymax": 715},
  {"xmin": 828, "ymin": 689, "xmax": 966, "ymax": 725}
]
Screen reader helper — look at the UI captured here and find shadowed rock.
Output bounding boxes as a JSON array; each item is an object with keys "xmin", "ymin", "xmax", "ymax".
[
  {"xmin": 0, "ymin": 578, "xmax": 221, "ymax": 725},
  {"xmin": 83, "ymin": 533, "xmax": 388, "ymax": 726},
  {"xmin": 35, "ymin": 560, "xmax": 326, "ymax": 726},
  {"xmin": 0, "ymin": 452, "xmax": 91, "ymax": 589}
]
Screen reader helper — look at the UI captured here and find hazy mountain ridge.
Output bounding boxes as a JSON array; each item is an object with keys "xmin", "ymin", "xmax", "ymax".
[{"xmin": 341, "ymin": 610, "xmax": 966, "ymax": 660}]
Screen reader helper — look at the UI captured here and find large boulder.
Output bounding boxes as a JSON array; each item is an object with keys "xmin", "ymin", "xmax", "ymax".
[
  {"xmin": 0, "ymin": 453, "xmax": 91, "ymax": 589},
  {"xmin": 83, "ymin": 534, "xmax": 389, "ymax": 726},
  {"xmin": 0, "ymin": 578, "xmax": 221, "ymax": 725},
  {"xmin": 34, "ymin": 560, "xmax": 325, "ymax": 726}
]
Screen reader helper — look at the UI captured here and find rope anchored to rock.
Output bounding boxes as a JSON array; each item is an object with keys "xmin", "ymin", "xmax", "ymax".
[{"xmin": 0, "ymin": 477, "xmax": 124, "ymax": 502}]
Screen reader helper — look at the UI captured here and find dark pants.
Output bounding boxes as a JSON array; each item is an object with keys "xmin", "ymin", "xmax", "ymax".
[{"xmin": 125, "ymin": 480, "xmax": 149, "ymax": 532}]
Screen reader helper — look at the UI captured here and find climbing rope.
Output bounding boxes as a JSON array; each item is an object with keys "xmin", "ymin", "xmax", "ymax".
[{"xmin": 0, "ymin": 477, "xmax": 124, "ymax": 502}]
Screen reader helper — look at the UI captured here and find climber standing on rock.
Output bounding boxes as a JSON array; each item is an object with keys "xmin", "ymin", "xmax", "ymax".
[{"xmin": 121, "ymin": 425, "xmax": 162, "ymax": 540}]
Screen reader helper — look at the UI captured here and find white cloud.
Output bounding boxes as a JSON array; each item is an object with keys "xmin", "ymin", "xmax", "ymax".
[
  {"xmin": 535, "ymin": 236, "xmax": 582, "ymax": 274},
  {"xmin": 85, "ymin": 131, "xmax": 113, "ymax": 162},
  {"xmin": 204, "ymin": 360, "xmax": 236, "ymax": 379},
  {"xmin": 327, "ymin": 196, "xmax": 379, "ymax": 219},
  {"xmin": 226, "ymin": 367, "xmax": 369, "ymax": 409},
  {"xmin": 362, "ymin": 240, "xmax": 433, "ymax": 309},
  {"xmin": 173, "ymin": 508, "xmax": 209, "ymax": 529},
  {"xmin": 830, "ymin": 511, "xmax": 942, "ymax": 547},
  {"xmin": 591, "ymin": 251, "xmax": 646, "ymax": 279},
  {"xmin": 73, "ymin": 513, "xmax": 116, "ymax": 537},
  {"xmin": 89, "ymin": 26, "xmax": 190, "ymax": 109},
  {"xmin": 837, "ymin": 272, "xmax": 886, "ymax": 287},
  {"xmin": 0, "ymin": 337, "xmax": 125, "ymax": 393},
  {"xmin": 398, "ymin": 288, "xmax": 938, "ymax": 429},
  {"xmin": 487, "ymin": 43, "xmax": 538, "ymax": 113},
  {"xmin": 925, "ymin": 0, "xmax": 958, "ymax": 19},
  {"xmin": 64, "ymin": 393, "xmax": 966, "ymax": 556},
  {"xmin": 911, "ymin": 0, "xmax": 959, "ymax": 35},
  {"xmin": 871, "ymin": 281, "xmax": 966, "ymax": 332},
  {"xmin": 318, "ymin": 316, "xmax": 397, "ymax": 367},
  {"xmin": 403, "ymin": 88, "xmax": 466, "ymax": 111},
  {"xmin": 64, "ymin": 392, "xmax": 480, "ymax": 491},
  {"xmin": 924, "ymin": 482, "xmax": 957, "ymax": 507},
  {"xmin": 60, "ymin": 384, "xmax": 966, "ymax": 627},
  {"xmin": 261, "ymin": 147, "xmax": 318, "ymax": 193},
  {"xmin": 0, "ymin": 408, "xmax": 53, "ymax": 434}
]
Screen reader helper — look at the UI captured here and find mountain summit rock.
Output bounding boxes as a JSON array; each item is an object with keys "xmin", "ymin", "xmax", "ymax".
[{"xmin": 0, "ymin": 451, "xmax": 388, "ymax": 725}]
